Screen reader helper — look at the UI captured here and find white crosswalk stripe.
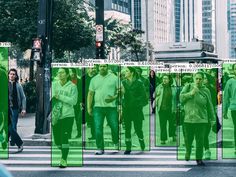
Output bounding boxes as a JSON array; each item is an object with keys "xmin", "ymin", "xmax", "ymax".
[{"xmin": 0, "ymin": 146, "xmax": 235, "ymax": 172}]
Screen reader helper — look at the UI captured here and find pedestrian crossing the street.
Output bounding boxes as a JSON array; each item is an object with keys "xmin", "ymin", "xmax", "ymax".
[{"xmin": 1, "ymin": 145, "xmax": 236, "ymax": 172}]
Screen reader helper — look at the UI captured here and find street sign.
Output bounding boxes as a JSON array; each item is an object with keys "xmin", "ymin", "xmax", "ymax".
[{"xmin": 96, "ymin": 25, "xmax": 103, "ymax": 41}]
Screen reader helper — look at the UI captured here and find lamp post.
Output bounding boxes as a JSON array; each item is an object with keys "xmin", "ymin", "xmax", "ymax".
[{"xmin": 145, "ymin": 0, "xmax": 149, "ymax": 61}]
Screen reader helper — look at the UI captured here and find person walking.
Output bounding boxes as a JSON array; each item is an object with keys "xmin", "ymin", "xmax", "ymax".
[
  {"xmin": 180, "ymin": 72, "xmax": 215, "ymax": 166},
  {"xmin": 52, "ymin": 68, "xmax": 78, "ymax": 168},
  {"xmin": 155, "ymin": 74, "xmax": 177, "ymax": 144},
  {"xmin": 122, "ymin": 67, "xmax": 146, "ymax": 154},
  {"xmin": 8, "ymin": 69, "xmax": 26, "ymax": 136},
  {"xmin": 223, "ymin": 64, "xmax": 236, "ymax": 154},
  {"xmin": 87, "ymin": 64, "xmax": 120, "ymax": 155}
]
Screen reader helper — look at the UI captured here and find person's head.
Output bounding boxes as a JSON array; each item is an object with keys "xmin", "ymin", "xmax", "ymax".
[
  {"xmin": 99, "ymin": 64, "xmax": 108, "ymax": 76},
  {"xmin": 194, "ymin": 71, "xmax": 204, "ymax": 87},
  {"xmin": 8, "ymin": 68, "xmax": 19, "ymax": 82},
  {"xmin": 87, "ymin": 66, "xmax": 97, "ymax": 76},
  {"xmin": 149, "ymin": 70, "xmax": 155, "ymax": 77},
  {"xmin": 162, "ymin": 74, "xmax": 171, "ymax": 85},
  {"xmin": 233, "ymin": 64, "xmax": 236, "ymax": 76},
  {"xmin": 57, "ymin": 68, "xmax": 71, "ymax": 83},
  {"xmin": 70, "ymin": 68, "xmax": 77, "ymax": 79},
  {"xmin": 125, "ymin": 67, "xmax": 138, "ymax": 80},
  {"xmin": 136, "ymin": 67, "xmax": 142, "ymax": 77}
]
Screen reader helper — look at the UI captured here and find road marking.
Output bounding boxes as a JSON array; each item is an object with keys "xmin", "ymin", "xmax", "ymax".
[{"xmin": 6, "ymin": 167, "xmax": 191, "ymax": 172}]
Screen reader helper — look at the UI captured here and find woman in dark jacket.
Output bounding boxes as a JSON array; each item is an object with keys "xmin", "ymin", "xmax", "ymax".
[{"xmin": 122, "ymin": 67, "xmax": 146, "ymax": 154}]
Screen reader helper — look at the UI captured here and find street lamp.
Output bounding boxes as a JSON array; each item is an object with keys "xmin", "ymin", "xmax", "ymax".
[{"xmin": 145, "ymin": 0, "xmax": 149, "ymax": 61}]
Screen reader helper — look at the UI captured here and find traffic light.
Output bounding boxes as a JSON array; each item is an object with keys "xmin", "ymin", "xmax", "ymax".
[
  {"xmin": 31, "ymin": 38, "xmax": 43, "ymax": 63},
  {"xmin": 96, "ymin": 41, "xmax": 104, "ymax": 59}
]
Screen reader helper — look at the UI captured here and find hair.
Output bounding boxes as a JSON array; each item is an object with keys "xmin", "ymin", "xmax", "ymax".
[
  {"xmin": 233, "ymin": 64, "xmax": 236, "ymax": 70},
  {"xmin": 8, "ymin": 68, "xmax": 19, "ymax": 82},
  {"xmin": 127, "ymin": 67, "xmax": 138, "ymax": 78},
  {"xmin": 59, "ymin": 68, "xmax": 71, "ymax": 82},
  {"xmin": 161, "ymin": 74, "xmax": 173, "ymax": 85},
  {"xmin": 71, "ymin": 68, "xmax": 77, "ymax": 74},
  {"xmin": 194, "ymin": 71, "xmax": 204, "ymax": 78}
]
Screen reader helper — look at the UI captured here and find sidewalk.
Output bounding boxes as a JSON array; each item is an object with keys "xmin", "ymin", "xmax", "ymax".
[{"xmin": 18, "ymin": 113, "xmax": 51, "ymax": 146}]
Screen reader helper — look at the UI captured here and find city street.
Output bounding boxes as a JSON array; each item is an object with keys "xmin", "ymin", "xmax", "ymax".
[{"xmin": 1, "ymin": 110, "xmax": 236, "ymax": 177}]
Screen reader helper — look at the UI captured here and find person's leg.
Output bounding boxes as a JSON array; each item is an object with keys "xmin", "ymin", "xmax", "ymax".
[
  {"xmin": 11, "ymin": 109, "xmax": 19, "ymax": 132},
  {"xmin": 105, "ymin": 108, "xmax": 119, "ymax": 146},
  {"xmin": 93, "ymin": 107, "xmax": 105, "ymax": 150},
  {"xmin": 183, "ymin": 123, "xmax": 194, "ymax": 160},
  {"xmin": 195, "ymin": 124, "xmax": 207, "ymax": 160},
  {"xmin": 8, "ymin": 124, "xmax": 23, "ymax": 150},
  {"xmin": 124, "ymin": 116, "xmax": 132, "ymax": 152},
  {"xmin": 61, "ymin": 117, "xmax": 74, "ymax": 161},
  {"xmin": 168, "ymin": 111, "xmax": 176, "ymax": 140},
  {"xmin": 74, "ymin": 106, "xmax": 81, "ymax": 138},
  {"xmin": 231, "ymin": 111, "xmax": 236, "ymax": 150},
  {"xmin": 159, "ymin": 110, "xmax": 168, "ymax": 142},
  {"xmin": 133, "ymin": 116, "xmax": 145, "ymax": 150}
]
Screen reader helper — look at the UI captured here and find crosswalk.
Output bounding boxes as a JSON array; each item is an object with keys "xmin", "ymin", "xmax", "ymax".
[{"xmin": 1, "ymin": 145, "xmax": 235, "ymax": 173}]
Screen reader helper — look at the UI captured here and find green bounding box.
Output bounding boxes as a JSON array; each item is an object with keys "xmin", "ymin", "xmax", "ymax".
[
  {"xmin": 0, "ymin": 47, "xmax": 9, "ymax": 159},
  {"xmin": 51, "ymin": 67, "xmax": 82, "ymax": 167},
  {"xmin": 222, "ymin": 63, "xmax": 236, "ymax": 159},
  {"xmin": 85, "ymin": 64, "xmax": 121, "ymax": 151},
  {"xmin": 155, "ymin": 71, "xmax": 178, "ymax": 147},
  {"xmin": 177, "ymin": 69, "xmax": 218, "ymax": 161},
  {"xmin": 120, "ymin": 66, "xmax": 150, "ymax": 152}
]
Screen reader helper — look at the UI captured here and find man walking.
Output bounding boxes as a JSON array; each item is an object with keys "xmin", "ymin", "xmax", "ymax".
[
  {"xmin": 87, "ymin": 64, "xmax": 121, "ymax": 155},
  {"xmin": 8, "ymin": 68, "xmax": 26, "ymax": 145}
]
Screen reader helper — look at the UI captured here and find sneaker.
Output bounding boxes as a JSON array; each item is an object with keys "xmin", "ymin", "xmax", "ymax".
[
  {"xmin": 95, "ymin": 150, "xmax": 104, "ymax": 155},
  {"xmin": 196, "ymin": 160, "xmax": 205, "ymax": 166},
  {"xmin": 59, "ymin": 159, "xmax": 67, "ymax": 168},
  {"xmin": 17, "ymin": 145, "xmax": 23, "ymax": 153},
  {"xmin": 205, "ymin": 150, "xmax": 211, "ymax": 160},
  {"xmin": 124, "ymin": 150, "xmax": 131, "ymax": 155}
]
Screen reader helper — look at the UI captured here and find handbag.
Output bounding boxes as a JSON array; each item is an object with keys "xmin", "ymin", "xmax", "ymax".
[{"xmin": 51, "ymin": 98, "xmax": 63, "ymax": 126}]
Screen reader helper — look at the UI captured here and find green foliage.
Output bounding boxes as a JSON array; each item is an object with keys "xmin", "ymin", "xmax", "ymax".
[
  {"xmin": 22, "ymin": 81, "xmax": 36, "ymax": 113},
  {"xmin": 0, "ymin": 0, "xmax": 94, "ymax": 59}
]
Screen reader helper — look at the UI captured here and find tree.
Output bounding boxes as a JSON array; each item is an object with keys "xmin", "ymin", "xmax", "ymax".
[
  {"xmin": 0, "ymin": 0, "xmax": 94, "ymax": 59},
  {"xmin": 105, "ymin": 18, "xmax": 147, "ymax": 61}
]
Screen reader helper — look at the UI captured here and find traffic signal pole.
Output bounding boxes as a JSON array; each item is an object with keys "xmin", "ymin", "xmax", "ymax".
[
  {"xmin": 34, "ymin": 0, "xmax": 53, "ymax": 134},
  {"xmin": 95, "ymin": 0, "xmax": 105, "ymax": 59}
]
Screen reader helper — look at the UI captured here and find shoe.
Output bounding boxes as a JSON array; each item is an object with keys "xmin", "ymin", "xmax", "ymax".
[
  {"xmin": 95, "ymin": 150, "xmax": 104, "ymax": 155},
  {"xmin": 114, "ymin": 144, "xmax": 119, "ymax": 153},
  {"xmin": 196, "ymin": 160, "xmax": 205, "ymax": 166},
  {"xmin": 139, "ymin": 140, "xmax": 145, "ymax": 151},
  {"xmin": 205, "ymin": 150, "xmax": 211, "ymax": 160},
  {"xmin": 185, "ymin": 153, "xmax": 190, "ymax": 161},
  {"xmin": 88, "ymin": 136, "xmax": 95, "ymax": 141},
  {"xmin": 59, "ymin": 158, "xmax": 67, "ymax": 168},
  {"xmin": 161, "ymin": 141, "xmax": 166, "ymax": 145},
  {"xmin": 124, "ymin": 150, "xmax": 131, "ymax": 155},
  {"xmin": 17, "ymin": 145, "xmax": 23, "ymax": 153}
]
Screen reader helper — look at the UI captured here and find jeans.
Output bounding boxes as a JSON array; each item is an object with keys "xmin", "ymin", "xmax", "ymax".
[
  {"xmin": 8, "ymin": 124, "xmax": 23, "ymax": 148},
  {"xmin": 159, "ymin": 110, "xmax": 175, "ymax": 141},
  {"xmin": 184, "ymin": 123, "xmax": 207, "ymax": 160},
  {"xmin": 11, "ymin": 109, "xmax": 19, "ymax": 132},
  {"xmin": 231, "ymin": 110, "xmax": 236, "ymax": 147},
  {"xmin": 93, "ymin": 107, "xmax": 119, "ymax": 150}
]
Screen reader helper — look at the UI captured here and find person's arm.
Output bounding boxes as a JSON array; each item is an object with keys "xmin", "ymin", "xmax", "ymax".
[
  {"xmin": 223, "ymin": 79, "xmax": 231, "ymax": 119},
  {"xmin": 57, "ymin": 85, "xmax": 78, "ymax": 106},
  {"xmin": 19, "ymin": 84, "xmax": 26, "ymax": 116},
  {"xmin": 180, "ymin": 84, "xmax": 194, "ymax": 104},
  {"xmin": 87, "ymin": 90, "xmax": 94, "ymax": 116}
]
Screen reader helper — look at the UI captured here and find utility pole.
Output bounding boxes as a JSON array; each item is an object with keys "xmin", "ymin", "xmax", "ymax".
[
  {"xmin": 95, "ymin": 0, "xmax": 105, "ymax": 59},
  {"xmin": 33, "ymin": 0, "xmax": 53, "ymax": 134}
]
